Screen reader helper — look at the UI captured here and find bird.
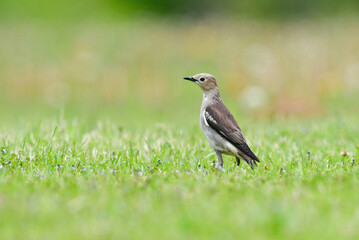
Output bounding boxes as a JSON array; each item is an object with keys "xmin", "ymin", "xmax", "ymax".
[{"xmin": 184, "ymin": 73, "xmax": 260, "ymax": 169}]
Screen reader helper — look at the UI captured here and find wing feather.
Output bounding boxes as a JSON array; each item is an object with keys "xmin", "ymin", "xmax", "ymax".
[{"xmin": 205, "ymin": 103, "xmax": 260, "ymax": 165}]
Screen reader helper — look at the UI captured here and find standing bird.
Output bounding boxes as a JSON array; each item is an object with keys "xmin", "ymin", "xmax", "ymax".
[{"xmin": 184, "ymin": 73, "xmax": 260, "ymax": 169}]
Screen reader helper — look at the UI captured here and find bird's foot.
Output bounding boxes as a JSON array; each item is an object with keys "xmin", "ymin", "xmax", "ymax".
[
  {"xmin": 235, "ymin": 157, "xmax": 241, "ymax": 166},
  {"xmin": 216, "ymin": 165, "xmax": 225, "ymax": 172}
]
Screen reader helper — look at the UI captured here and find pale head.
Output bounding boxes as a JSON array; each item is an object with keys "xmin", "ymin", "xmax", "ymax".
[{"xmin": 183, "ymin": 73, "xmax": 218, "ymax": 92}]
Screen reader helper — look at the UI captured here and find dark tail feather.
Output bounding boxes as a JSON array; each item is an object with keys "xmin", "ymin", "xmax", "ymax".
[
  {"xmin": 234, "ymin": 142, "xmax": 260, "ymax": 169},
  {"xmin": 237, "ymin": 149, "xmax": 260, "ymax": 169}
]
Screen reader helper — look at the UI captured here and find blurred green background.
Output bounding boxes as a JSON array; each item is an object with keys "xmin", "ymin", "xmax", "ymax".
[
  {"xmin": 1, "ymin": 0, "xmax": 359, "ymax": 20},
  {"xmin": 1, "ymin": 2, "xmax": 359, "ymax": 240},
  {"xmin": 1, "ymin": 0, "xmax": 359, "ymax": 126}
]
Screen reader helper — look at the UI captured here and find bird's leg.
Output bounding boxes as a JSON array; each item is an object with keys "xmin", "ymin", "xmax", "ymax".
[
  {"xmin": 235, "ymin": 157, "xmax": 241, "ymax": 166},
  {"xmin": 215, "ymin": 151, "xmax": 224, "ymax": 169}
]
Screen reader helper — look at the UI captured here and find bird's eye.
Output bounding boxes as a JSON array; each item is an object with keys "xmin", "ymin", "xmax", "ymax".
[{"xmin": 200, "ymin": 77, "xmax": 205, "ymax": 82}]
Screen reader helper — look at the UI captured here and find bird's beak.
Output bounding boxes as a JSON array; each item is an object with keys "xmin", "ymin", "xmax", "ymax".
[{"xmin": 183, "ymin": 76, "xmax": 197, "ymax": 82}]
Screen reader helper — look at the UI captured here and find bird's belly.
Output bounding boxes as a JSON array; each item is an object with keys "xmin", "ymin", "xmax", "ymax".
[{"xmin": 200, "ymin": 121, "xmax": 238, "ymax": 156}]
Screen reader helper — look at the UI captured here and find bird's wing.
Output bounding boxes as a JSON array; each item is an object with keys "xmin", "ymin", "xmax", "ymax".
[{"xmin": 205, "ymin": 102, "xmax": 260, "ymax": 166}]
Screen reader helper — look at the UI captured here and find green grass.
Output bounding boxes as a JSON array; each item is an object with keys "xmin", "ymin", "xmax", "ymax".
[
  {"xmin": 1, "ymin": 18, "xmax": 359, "ymax": 239},
  {"xmin": 1, "ymin": 115, "xmax": 358, "ymax": 239}
]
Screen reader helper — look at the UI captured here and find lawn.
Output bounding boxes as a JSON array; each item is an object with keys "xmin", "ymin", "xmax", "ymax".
[
  {"xmin": 0, "ymin": 115, "xmax": 358, "ymax": 239},
  {"xmin": 0, "ymin": 19, "xmax": 359, "ymax": 239}
]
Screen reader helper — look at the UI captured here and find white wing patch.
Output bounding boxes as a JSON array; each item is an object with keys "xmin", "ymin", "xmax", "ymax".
[
  {"xmin": 202, "ymin": 110, "xmax": 209, "ymax": 126},
  {"xmin": 204, "ymin": 110, "xmax": 217, "ymax": 126}
]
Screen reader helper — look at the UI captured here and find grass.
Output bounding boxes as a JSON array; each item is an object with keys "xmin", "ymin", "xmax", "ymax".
[
  {"xmin": 1, "ymin": 18, "xmax": 359, "ymax": 239},
  {"xmin": 0, "ymin": 115, "xmax": 358, "ymax": 239}
]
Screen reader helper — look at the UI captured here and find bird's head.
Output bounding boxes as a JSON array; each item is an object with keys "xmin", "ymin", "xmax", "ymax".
[{"xmin": 183, "ymin": 73, "xmax": 218, "ymax": 92}]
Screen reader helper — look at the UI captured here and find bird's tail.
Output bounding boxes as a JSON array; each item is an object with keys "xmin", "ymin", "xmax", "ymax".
[{"xmin": 237, "ymin": 147, "xmax": 260, "ymax": 169}]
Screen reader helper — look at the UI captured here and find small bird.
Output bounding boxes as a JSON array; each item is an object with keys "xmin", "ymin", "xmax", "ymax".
[{"xmin": 184, "ymin": 73, "xmax": 260, "ymax": 169}]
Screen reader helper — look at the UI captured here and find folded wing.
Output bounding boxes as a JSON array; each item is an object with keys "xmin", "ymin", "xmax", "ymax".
[{"xmin": 205, "ymin": 103, "xmax": 260, "ymax": 167}]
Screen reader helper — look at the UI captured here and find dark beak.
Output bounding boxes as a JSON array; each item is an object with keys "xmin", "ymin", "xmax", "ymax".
[{"xmin": 183, "ymin": 76, "xmax": 197, "ymax": 82}]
